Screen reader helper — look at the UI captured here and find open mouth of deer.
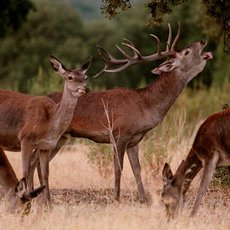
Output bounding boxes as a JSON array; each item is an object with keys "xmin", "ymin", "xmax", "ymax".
[
  {"xmin": 200, "ymin": 41, "xmax": 213, "ymax": 60},
  {"xmin": 202, "ymin": 52, "xmax": 213, "ymax": 60}
]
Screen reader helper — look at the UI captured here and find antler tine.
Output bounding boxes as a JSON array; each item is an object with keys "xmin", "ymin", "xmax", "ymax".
[
  {"xmin": 93, "ymin": 61, "xmax": 134, "ymax": 78},
  {"xmin": 170, "ymin": 22, "xmax": 181, "ymax": 51},
  {"xmin": 121, "ymin": 42, "xmax": 142, "ymax": 58},
  {"xmin": 122, "ymin": 38, "xmax": 135, "ymax": 47},
  {"xmin": 121, "ymin": 38, "xmax": 141, "ymax": 58},
  {"xmin": 150, "ymin": 34, "xmax": 161, "ymax": 55},
  {"xmin": 166, "ymin": 23, "xmax": 172, "ymax": 52},
  {"xmin": 92, "ymin": 64, "xmax": 108, "ymax": 78},
  {"xmin": 115, "ymin": 44, "xmax": 132, "ymax": 59},
  {"xmin": 97, "ymin": 45, "xmax": 114, "ymax": 63},
  {"xmin": 97, "ymin": 45, "xmax": 127, "ymax": 64}
]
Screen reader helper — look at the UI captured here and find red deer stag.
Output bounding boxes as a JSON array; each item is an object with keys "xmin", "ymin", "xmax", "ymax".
[
  {"xmin": 31, "ymin": 24, "xmax": 212, "ymax": 203},
  {"xmin": 0, "ymin": 55, "xmax": 92, "ymax": 205},
  {"xmin": 161, "ymin": 108, "xmax": 230, "ymax": 219},
  {"xmin": 0, "ymin": 146, "xmax": 44, "ymax": 214}
]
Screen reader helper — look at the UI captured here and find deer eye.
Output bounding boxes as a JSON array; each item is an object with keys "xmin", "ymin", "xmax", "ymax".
[
  {"xmin": 184, "ymin": 50, "xmax": 190, "ymax": 56},
  {"xmin": 67, "ymin": 75, "xmax": 74, "ymax": 81}
]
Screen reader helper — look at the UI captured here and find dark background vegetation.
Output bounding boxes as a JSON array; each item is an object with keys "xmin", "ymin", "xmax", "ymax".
[{"xmin": 0, "ymin": 0, "xmax": 229, "ymax": 94}]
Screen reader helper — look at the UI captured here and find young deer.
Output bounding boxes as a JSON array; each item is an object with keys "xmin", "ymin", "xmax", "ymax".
[
  {"xmin": 161, "ymin": 108, "xmax": 230, "ymax": 219},
  {"xmin": 0, "ymin": 55, "xmax": 92, "ymax": 205},
  {"xmin": 32, "ymin": 24, "xmax": 212, "ymax": 203},
  {"xmin": 0, "ymin": 146, "xmax": 44, "ymax": 214}
]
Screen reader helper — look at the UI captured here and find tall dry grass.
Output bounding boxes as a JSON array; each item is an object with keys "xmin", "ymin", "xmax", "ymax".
[
  {"xmin": 0, "ymin": 85, "xmax": 230, "ymax": 229},
  {"xmin": 1, "ymin": 144, "xmax": 230, "ymax": 230}
]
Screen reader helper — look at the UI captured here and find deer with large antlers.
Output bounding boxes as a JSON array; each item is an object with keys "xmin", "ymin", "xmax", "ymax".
[
  {"xmin": 0, "ymin": 55, "xmax": 92, "ymax": 205},
  {"xmin": 161, "ymin": 108, "xmax": 230, "ymax": 219},
  {"xmin": 30, "ymin": 24, "xmax": 212, "ymax": 203},
  {"xmin": 0, "ymin": 146, "xmax": 45, "ymax": 214}
]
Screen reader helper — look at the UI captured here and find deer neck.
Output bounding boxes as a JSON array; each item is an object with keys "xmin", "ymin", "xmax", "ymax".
[
  {"xmin": 180, "ymin": 149, "xmax": 203, "ymax": 195},
  {"xmin": 52, "ymin": 85, "xmax": 78, "ymax": 138},
  {"xmin": 141, "ymin": 72, "xmax": 187, "ymax": 123}
]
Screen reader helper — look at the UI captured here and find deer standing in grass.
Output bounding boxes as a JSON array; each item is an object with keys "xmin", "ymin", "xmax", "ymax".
[
  {"xmin": 161, "ymin": 108, "xmax": 230, "ymax": 219},
  {"xmin": 31, "ymin": 24, "xmax": 212, "ymax": 203},
  {"xmin": 0, "ymin": 146, "xmax": 44, "ymax": 214},
  {"xmin": 0, "ymin": 55, "xmax": 92, "ymax": 205}
]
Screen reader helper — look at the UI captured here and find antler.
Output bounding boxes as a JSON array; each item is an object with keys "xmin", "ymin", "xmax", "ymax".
[{"xmin": 93, "ymin": 23, "xmax": 181, "ymax": 78}]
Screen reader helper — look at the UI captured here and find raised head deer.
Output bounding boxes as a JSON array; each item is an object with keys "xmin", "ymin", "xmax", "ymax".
[
  {"xmin": 31, "ymin": 24, "xmax": 212, "ymax": 203},
  {"xmin": 161, "ymin": 108, "xmax": 230, "ymax": 219},
  {"xmin": 0, "ymin": 55, "xmax": 92, "ymax": 205},
  {"xmin": 0, "ymin": 146, "xmax": 44, "ymax": 214}
]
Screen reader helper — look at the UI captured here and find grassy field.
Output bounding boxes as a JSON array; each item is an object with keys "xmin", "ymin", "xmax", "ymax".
[{"xmin": 0, "ymin": 85, "xmax": 230, "ymax": 229}]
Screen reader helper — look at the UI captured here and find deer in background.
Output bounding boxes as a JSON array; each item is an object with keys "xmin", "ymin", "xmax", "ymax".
[
  {"xmin": 161, "ymin": 108, "xmax": 230, "ymax": 219},
  {"xmin": 0, "ymin": 55, "xmax": 92, "ymax": 205},
  {"xmin": 0, "ymin": 146, "xmax": 44, "ymax": 214},
  {"xmin": 31, "ymin": 24, "xmax": 212, "ymax": 203}
]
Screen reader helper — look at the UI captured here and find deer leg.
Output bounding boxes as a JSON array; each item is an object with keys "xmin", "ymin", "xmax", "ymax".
[
  {"xmin": 49, "ymin": 135, "xmax": 68, "ymax": 161},
  {"xmin": 27, "ymin": 149, "xmax": 40, "ymax": 191},
  {"xmin": 190, "ymin": 152, "xmax": 219, "ymax": 217},
  {"xmin": 36, "ymin": 136, "xmax": 68, "ymax": 187},
  {"xmin": 28, "ymin": 136, "xmax": 68, "ymax": 189},
  {"xmin": 39, "ymin": 149, "xmax": 51, "ymax": 206},
  {"xmin": 113, "ymin": 143, "xmax": 126, "ymax": 202},
  {"xmin": 21, "ymin": 140, "xmax": 34, "ymax": 187},
  {"xmin": 126, "ymin": 144, "xmax": 146, "ymax": 203}
]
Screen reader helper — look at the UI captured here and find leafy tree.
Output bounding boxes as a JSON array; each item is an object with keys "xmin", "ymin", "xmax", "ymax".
[
  {"xmin": 0, "ymin": 0, "xmax": 34, "ymax": 37},
  {"xmin": 100, "ymin": 0, "xmax": 229, "ymax": 52},
  {"xmin": 0, "ymin": 0, "xmax": 90, "ymax": 93}
]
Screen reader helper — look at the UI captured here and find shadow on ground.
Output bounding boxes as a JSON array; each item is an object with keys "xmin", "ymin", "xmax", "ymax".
[{"xmin": 50, "ymin": 188, "xmax": 152, "ymax": 206}]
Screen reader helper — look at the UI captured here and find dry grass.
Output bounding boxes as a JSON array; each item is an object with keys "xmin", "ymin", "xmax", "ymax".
[{"xmin": 0, "ymin": 137, "xmax": 230, "ymax": 230}]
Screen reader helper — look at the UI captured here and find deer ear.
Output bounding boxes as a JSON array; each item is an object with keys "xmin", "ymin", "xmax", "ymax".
[
  {"xmin": 28, "ymin": 185, "xmax": 45, "ymax": 199},
  {"xmin": 152, "ymin": 61, "xmax": 179, "ymax": 75},
  {"xmin": 15, "ymin": 178, "xmax": 45, "ymax": 200},
  {"xmin": 49, "ymin": 55, "xmax": 67, "ymax": 75},
  {"xmin": 80, "ymin": 56, "xmax": 93, "ymax": 74},
  {"xmin": 15, "ymin": 177, "xmax": 27, "ymax": 199},
  {"xmin": 162, "ymin": 163, "xmax": 173, "ymax": 185}
]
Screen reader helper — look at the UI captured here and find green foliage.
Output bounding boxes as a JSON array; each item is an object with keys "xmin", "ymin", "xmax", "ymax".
[
  {"xmin": 66, "ymin": 0, "xmax": 101, "ymax": 20},
  {"xmin": 29, "ymin": 67, "xmax": 63, "ymax": 95},
  {"xmin": 101, "ymin": 0, "xmax": 131, "ymax": 18},
  {"xmin": 87, "ymin": 143, "xmax": 113, "ymax": 178},
  {"xmin": 0, "ymin": 0, "xmax": 91, "ymax": 93},
  {"xmin": 146, "ymin": 0, "xmax": 188, "ymax": 25},
  {"xmin": 0, "ymin": 0, "xmax": 34, "ymax": 37},
  {"xmin": 212, "ymin": 167, "xmax": 230, "ymax": 186},
  {"xmin": 99, "ymin": 0, "xmax": 229, "ymax": 51}
]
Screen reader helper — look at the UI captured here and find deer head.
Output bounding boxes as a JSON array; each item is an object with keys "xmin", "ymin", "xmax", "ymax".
[
  {"xmin": 8, "ymin": 178, "xmax": 45, "ymax": 214},
  {"xmin": 152, "ymin": 40, "xmax": 213, "ymax": 82},
  {"xmin": 161, "ymin": 161, "xmax": 187, "ymax": 220},
  {"xmin": 49, "ymin": 55, "xmax": 92, "ymax": 97}
]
